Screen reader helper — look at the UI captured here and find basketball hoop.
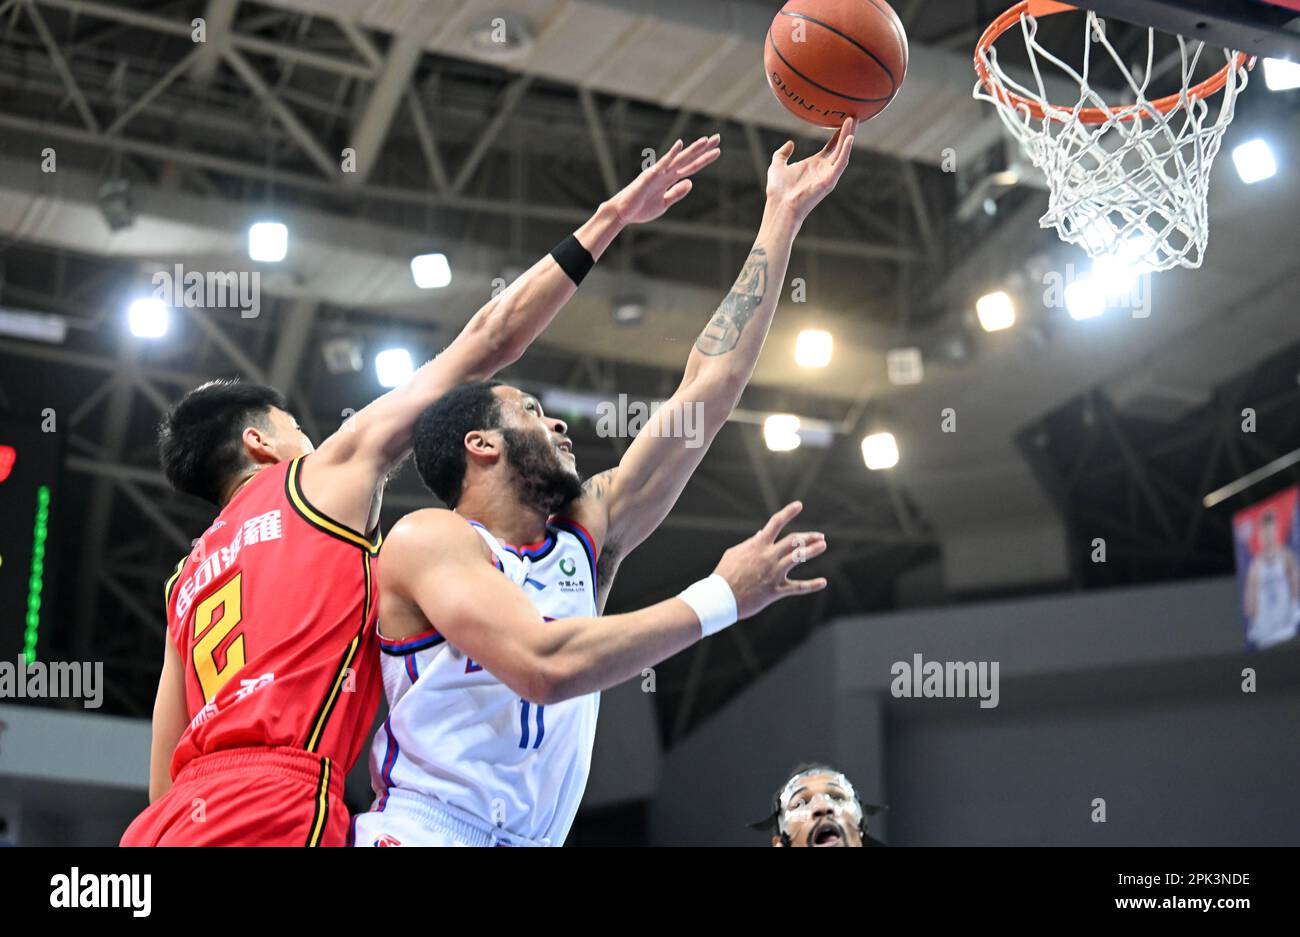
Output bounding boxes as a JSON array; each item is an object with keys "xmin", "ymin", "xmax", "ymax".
[{"xmin": 974, "ymin": 0, "xmax": 1254, "ymax": 271}]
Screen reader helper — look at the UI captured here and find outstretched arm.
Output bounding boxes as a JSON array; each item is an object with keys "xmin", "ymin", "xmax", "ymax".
[
  {"xmin": 304, "ymin": 135, "xmax": 723, "ymax": 531},
  {"xmin": 383, "ymin": 503, "xmax": 826, "ymax": 704},
  {"xmin": 571, "ymin": 120, "xmax": 857, "ymax": 572}
]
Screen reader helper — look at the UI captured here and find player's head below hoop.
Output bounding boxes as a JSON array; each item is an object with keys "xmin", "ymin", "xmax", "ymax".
[
  {"xmin": 412, "ymin": 380, "xmax": 582, "ymax": 517},
  {"xmin": 158, "ymin": 379, "xmax": 312, "ymax": 507},
  {"xmin": 759, "ymin": 762, "xmax": 881, "ymax": 848}
]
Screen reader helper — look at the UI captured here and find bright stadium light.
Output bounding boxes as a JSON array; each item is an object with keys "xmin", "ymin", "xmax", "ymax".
[
  {"xmin": 1116, "ymin": 232, "xmax": 1156, "ymax": 271},
  {"xmin": 976, "ymin": 290, "xmax": 1016, "ymax": 332},
  {"xmin": 248, "ymin": 221, "xmax": 288, "ymax": 262},
  {"xmin": 375, "ymin": 347, "xmax": 414, "ymax": 388},
  {"xmin": 764, "ymin": 414, "xmax": 802, "ymax": 452},
  {"xmin": 1232, "ymin": 139, "xmax": 1278, "ymax": 185},
  {"xmin": 794, "ymin": 329, "xmax": 833, "ymax": 368},
  {"xmin": 1066, "ymin": 232, "xmax": 1152, "ymax": 321},
  {"xmin": 1263, "ymin": 58, "xmax": 1300, "ymax": 92},
  {"xmin": 1092, "ymin": 241, "xmax": 1147, "ymax": 296},
  {"xmin": 411, "ymin": 253, "xmax": 452, "ymax": 289},
  {"xmin": 127, "ymin": 298, "xmax": 169, "ymax": 338},
  {"xmin": 1065, "ymin": 276, "xmax": 1107, "ymax": 321},
  {"xmin": 861, "ymin": 432, "xmax": 899, "ymax": 471},
  {"xmin": 1079, "ymin": 217, "xmax": 1119, "ymax": 255}
]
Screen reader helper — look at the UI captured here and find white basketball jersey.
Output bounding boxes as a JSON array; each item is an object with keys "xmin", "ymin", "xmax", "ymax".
[
  {"xmin": 365, "ymin": 517, "xmax": 600, "ymax": 845},
  {"xmin": 1250, "ymin": 553, "xmax": 1296, "ymax": 647}
]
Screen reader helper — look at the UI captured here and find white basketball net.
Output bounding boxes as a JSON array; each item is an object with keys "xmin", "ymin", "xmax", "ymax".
[{"xmin": 975, "ymin": 9, "xmax": 1251, "ymax": 271}]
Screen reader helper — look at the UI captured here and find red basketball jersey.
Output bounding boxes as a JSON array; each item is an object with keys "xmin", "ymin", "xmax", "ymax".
[{"xmin": 162, "ymin": 454, "xmax": 381, "ymax": 781}]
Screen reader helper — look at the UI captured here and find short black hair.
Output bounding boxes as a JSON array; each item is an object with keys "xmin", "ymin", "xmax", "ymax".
[
  {"xmin": 412, "ymin": 380, "xmax": 504, "ymax": 507},
  {"xmin": 158, "ymin": 379, "xmax": 289, "ymax": 506}
]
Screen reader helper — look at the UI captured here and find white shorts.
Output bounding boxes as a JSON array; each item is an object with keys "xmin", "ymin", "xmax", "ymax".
[{"xmin": 350, "ymin": 789, "xmax": 549, "ymax": 847}]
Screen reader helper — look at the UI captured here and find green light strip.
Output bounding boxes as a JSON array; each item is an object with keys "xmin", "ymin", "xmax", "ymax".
[{"xmin": 22, "ymin": 485, "xmax": 50, "ymax": 665}]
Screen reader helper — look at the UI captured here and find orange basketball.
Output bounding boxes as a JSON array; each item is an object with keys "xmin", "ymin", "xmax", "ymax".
[{"xmin": 764, "ymin": 0, "xmax": 909, "ymax": 128}]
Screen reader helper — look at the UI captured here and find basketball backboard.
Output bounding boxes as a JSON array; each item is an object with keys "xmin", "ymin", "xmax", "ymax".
[{"xmin": 1083, "ymin": 0, "xmax": 1300, "ymax": 59}]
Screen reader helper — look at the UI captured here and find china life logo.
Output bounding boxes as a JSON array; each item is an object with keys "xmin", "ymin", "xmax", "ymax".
[{"xmin": 558, "ymin": 556, "xmax": 584, "ymax": 593}]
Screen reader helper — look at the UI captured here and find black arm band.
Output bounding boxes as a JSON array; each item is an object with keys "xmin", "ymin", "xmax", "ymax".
[{"xmin": 550, "ymin": 235, "xmax": 595, "ymax": 286}]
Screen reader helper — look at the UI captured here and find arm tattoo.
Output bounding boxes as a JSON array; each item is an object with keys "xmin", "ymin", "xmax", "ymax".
[
  {"xmin": 582, "ymin": 469, "xmax": 615, "ymax": 501},
  {"xmin": 695, "ymin": 248, "xmax": 768, "ymax": 357}
]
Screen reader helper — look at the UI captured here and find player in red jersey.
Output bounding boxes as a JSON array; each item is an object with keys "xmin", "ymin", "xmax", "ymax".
[{"xmin": 119, "ymin": 135, "xmax": 722, "ymax": 846}]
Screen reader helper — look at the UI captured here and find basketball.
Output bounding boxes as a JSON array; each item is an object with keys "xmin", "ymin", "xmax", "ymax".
[{"xmin": 764, "ymin": 0, "xmax": 909, "ymax": 128}]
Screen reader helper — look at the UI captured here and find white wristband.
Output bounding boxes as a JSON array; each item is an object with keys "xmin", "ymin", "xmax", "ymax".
[{"xmin": 678, "ymin": 574, "xmax": 738, "ymax": 637}]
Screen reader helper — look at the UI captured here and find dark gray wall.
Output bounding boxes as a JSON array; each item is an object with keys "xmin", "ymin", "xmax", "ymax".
[
  {"xmin": 886, "ymin": 685, "xmax": 1300, "ymax": 845},
  {"xmin": 648, "ymin": 576, "xmax": 1300, "ymax": 846}
]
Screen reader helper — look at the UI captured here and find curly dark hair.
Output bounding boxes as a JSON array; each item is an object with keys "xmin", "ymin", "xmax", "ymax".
[
  {"xmin": 412, "ymin": 380, "xmax": 504, "ymax": 506},
  {"xmin": 158, "ymin": 379, "xmax": 288, "ymax": 506}
]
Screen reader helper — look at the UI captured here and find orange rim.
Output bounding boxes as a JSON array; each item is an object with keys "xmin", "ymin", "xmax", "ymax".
[{"xmin": 975, "ymin": 1, "xmax": 1253, "ymax": 124}]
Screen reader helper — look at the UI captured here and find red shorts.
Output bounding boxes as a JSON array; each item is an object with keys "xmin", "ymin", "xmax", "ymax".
[{"xmin": 120, "ymin": 747, "xmax": 348, "ymax": 847}]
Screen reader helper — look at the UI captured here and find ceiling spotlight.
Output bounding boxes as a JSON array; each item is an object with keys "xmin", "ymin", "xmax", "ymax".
[
  {"xmin": 861, "ymin": 432, "xmax": 899, "ymax": 471},
  {"xmin": 375, "ymin": 347, "xmax": 414, "ymax": 388},
  {"xmin": 1065, "ymin": 276, "xmax": 1107, "ymax": 321},
  {"xmin": 1232, "ymin": 139, "xmax": 1278, "ymax": 185},
  {"xmin": 764, "ymin": 414, "xmax": 802, "ymax": 452},
  {"xmin": 1263, "ymin": 58, "xmax": 1300, "ymax": 92},
  {"xmin": 410, "ymin": 252, "xmax": 452, "ymax": 288},
  {"xmin": 976, "ymin": 290, "xmax": 1016, "ymax": 332},
  {"xmin": 795, "ymin": 329, "xmax": 833, "ymax": 368},
  {"xmin": 411, "ymin": 253, "xmax": 452, "ymax": 289},
  {"xmin": 127, "ymin": 298, "xmax": 168, "ymax": 339},
  {"xmin": 248, "ymin": 221, "xmax": 288, "ymax": 263}
]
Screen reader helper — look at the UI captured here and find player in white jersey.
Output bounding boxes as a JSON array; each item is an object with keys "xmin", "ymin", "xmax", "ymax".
[
  {"xmin": 352, "ymin": 119, "xmax": 857, "ymax": 847},
  {"xmin": 1244, "ymin": 511, "xmax": 1300, "ymax": 649},
  {"xmin": 361, "ymin": 520, "xmax": 602, "ymax": 845}
]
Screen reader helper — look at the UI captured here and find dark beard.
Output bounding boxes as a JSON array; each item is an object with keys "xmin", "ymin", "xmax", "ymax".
[{"xmin": 501, "ymin": 427, "xmax": 583, "ymax": 517}]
